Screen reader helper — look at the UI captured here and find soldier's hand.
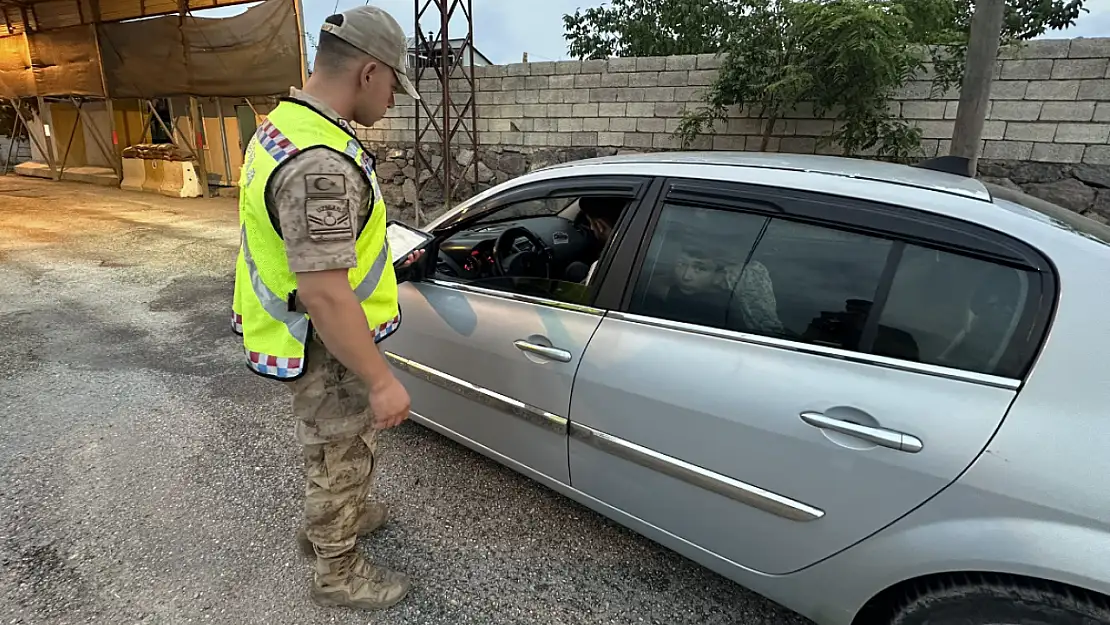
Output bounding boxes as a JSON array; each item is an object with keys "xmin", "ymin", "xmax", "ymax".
[{"xmin": 368, "ymin": 374, "xmax": 411, "ymax": 429}]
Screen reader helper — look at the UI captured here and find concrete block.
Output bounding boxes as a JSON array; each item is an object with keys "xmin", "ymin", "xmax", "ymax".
[
  {"xmin": 538, "ymin": 89, "xmax": 565, "ymax": 104},
  {"xmin": 529, "ymin": 62, "xmax": 556, "ymax": 76},
  {"xmin": 498, "ymin": 104, "xmax": 524, "ymax": 118},
  {"xmin": 795, "ymin": 119, "xmax": 836, "ymax": 137},
  {"xmin": 919, "ymin": 139, "xmax": 941, "ymax": 157},
  {"xmin": 616, "ymin": 88, "xmax": 648, "ymax": 102},
  {"xmin": 654, "ymin": 102, "xmax": 687, "ymax": 117},
  {"xmin": 644, "ymin": 87, "xmax": 676, "ymax": 102},
  {"xmin": 688, "ymin": 70, "xmax": 717, "ymax": 86},
  {"xmin": 548, "ymin": 104, "xmax": 573, "ymax": 117},
  {"xmin": 555, "ymin": 61, "xmax": 582, "ymax": 74},
  {"xmin": 983, "ymin": 120, "xmax": 1008, "ymax": 140},
  {"xmin": 916, "ymin": 120, "xmax": 955, "ymax": 139},
  {"xmin": 572, "ymin": 74, "xmax": 601, "ymax": 88},
  {"xmin": 501, "ymin": 131, "xmax": 524, "ymax": 144},
  {"xmin": 572, "ymin": 131, "xmax": 599, "ymax": 146},
  {"xmin": 549, "ymin": 75, "xmax": 575, "ymax": 89},
  {"xmin": 896, "ymin": 81, "xmax": 933, "ymax": 99},
  {"xmin": 598, "ymin": 131, "xmax": 625, "ymax": 146},
  {"xmin": 624, "ymin": 133, "xmax": 653, "ymax": 148},
  {"xmin": 534, "ymin": 118, "xmax": 557, "ymax": 132},
  {"xmin": 474, "ymin": 65, "xmax": 504, "ymax": 78},
  {"xmin": 1052, "ymin": 59, "xmax": 1109, "ymax": 79},
  {"xmin": 989, "ymin": 80, "xmax": 1029, "ymax": 100},
  {"xmin": 510, "ymin": 118, "xmax": 535, "ymax": 132},
  {"xmin": 502, "ymin": 76, "xmax": 526, "ymax": 91},
  {"xmin": 1084, "ymin": 145, "xmax": 1110, "ymax": 164},
  {"xmin": 583, "ymin": 117, "xmax": 610, "ymax": 132},
  {"xmin": 515, "ymin": 90, "xmax": 539, "ymax": 104},
  {"xmin": 505, "ymin": 63, "xmax": 530, "ymax": 77},
  {"xmin": 599, "ymin": 102, "xmax": 627, "ymax": 117},
  {"xmin": 476, "ymin": 91, "xmax": 497, "ymax": 106},
  {"xmin": 749, "ymin": 136, "xmax": 780, "ymax": 151},
  {"xmin": 727, "ymin": 118, "xmax": 763, "ymax": 135},
  {"xmin": 674, "ymin": 87, "xmax": 706, "ymax": 102},
  {"xmin": 630, "ymin": 72, "xmax": 661, "ymax": 87},
  {"xmin": 478, "ymin": 77, "xmax": 502, "ymax": 91},
  {"xmin": 900, "ymin": 101, "xmax": 947, "ymax": 119},
  {"xmin": 1005, "ymin": 122, "xmax": 1058, "ymax": 142},
  {"xmin": 666, "ymin": 56, "xmax": 697, "ymax": 71},
  {"xmin": 664, "ymin": 118, "xmax": 683, "ymax": 134},
  {"xmin": 547, "ymin": 132, "xmax": 572, "ymax": 147},
  {"xmin": 589, "ymin": 87, "xmax": 620, "ymax": 103},
  {"xmin": 609, "ymin": 117, "xmax": 637, "ymax": 132},
  {"xmin": 1095, "ymin": 103, "xmax": 1110, "ymax": 122},
  {"xmin": 1055, "ymin": 123, "xmax": 1110, "ymax": 144},
  {"xmin": 573, "ymin": 103, "xmax": 600, "ymax": 117},
  {"xmin": 1025, "ymin": 80, "xmax": 1080, "ymax": 100},
  {"xmin": 525, "ymin": 132, "xmax": 551, "ymax": 146},
  {"xmin": 525, "ymin": 76, "xmax": 550, "ymax": 90},
  {"xmin": 627, "ymin": 102, "xmax": 656, "ymax": 117},
  {"xmin": 990, "ymin": 100, "xmax": 1042, "ymax": 120},
  {"xmin": 650, "ymin": 133, "xmax": 678, "ymax": 149},
  {"xmin": 601, "ymin": 73, "xmax": 630, "ymax": 87},
  {"xmin": 563, "ymin": 90, "xmax": 590, "ymax": 104},
  {"xmin": 983, "ymin": 140, "xmax": 1034, "ymax": 160},
  {"xmin": 608, "ymin": 58, "xmax": 638, "ymax": 72},
  {"xmin": 636, "ymin": 118, "xmax": 666, "ymax": 133},
  {"xmin": 1031, "ymin": 142, "xmax": 1085, "ymax": 163},
  {"xmin": 489, "ymin": 119, "xmax": 512, "ymax": 132},
  {"xmin": 1069, "ymin": 38, "xmax": 1110, "ymax": 59},
  {"xmin": 582, "ymin": 59, "xmax": 608, "ymax": 74},
  {"xmin": 1040, "ymin": 101, "xmax": 1096, "ymax": 122},
  {"xmin": 1010, "ymin": 39, "xmax": 1071, "ymax": 59},
  {"xmin": 522, "ymin": 104, "xmax": 548, "ymax": 118},
  {"xmin": 712, "ymin": 135, "xmax": 747, "ymax": 150},
  {"xmin": 1001, "ymin": 59, "xmax": 1054, "ymax": 80},
  {"xmin": 780, "ymin": 137, "xmax": 818, "ymax": 154},
  {"xmin": 696, "ymin": 53, "xmax": 723, "ymax": 69},
  {"xmin": 555, "ymin": 118, "xmax": 581, "ymax": 132},
  {"xmin": 637, "ymin": 57, "xmax": 667, "ymax": 71},
  {"xmin": 1078, "ymin": 80, "xmax": 1110, "ymax": 100}
]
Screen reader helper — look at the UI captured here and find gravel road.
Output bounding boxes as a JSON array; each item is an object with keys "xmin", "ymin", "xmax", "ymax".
[{"xmin": 0, "ymin": 176, "xmax": 812, "ymax": 625}]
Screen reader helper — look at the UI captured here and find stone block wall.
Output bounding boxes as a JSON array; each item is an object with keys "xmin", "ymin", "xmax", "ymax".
[{"xmin": 357, "ymin": 37, "xmax": 1110, "ymax": 223}]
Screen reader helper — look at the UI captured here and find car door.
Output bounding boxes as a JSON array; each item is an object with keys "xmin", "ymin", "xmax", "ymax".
[
  {"xmin": 382, "ymin": 174, "xmax": 660, "ymax": 485},
  {"xmin": 568, "ymin": 177, "xmax": 1054, "ymax": 575}
]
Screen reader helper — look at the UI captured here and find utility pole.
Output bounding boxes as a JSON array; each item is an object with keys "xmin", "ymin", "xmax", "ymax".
[{"xmin": 949, "ymin": 0, "xmax": 1006, "ymax": 177}]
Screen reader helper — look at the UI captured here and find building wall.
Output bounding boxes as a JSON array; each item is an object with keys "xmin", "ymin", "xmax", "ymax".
[{"xmin": 355, "ymin": 37, "xmax": 1110, "ymax": 224}]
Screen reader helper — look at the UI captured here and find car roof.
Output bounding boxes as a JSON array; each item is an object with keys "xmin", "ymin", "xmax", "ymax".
[{"xmin": 540, "ymin": 151, "xmax": 994, "ymax": 202}]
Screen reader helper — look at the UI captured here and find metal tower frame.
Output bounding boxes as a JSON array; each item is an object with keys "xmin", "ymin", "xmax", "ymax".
[{"xmin": 413, "ymin": 0, "xmax": 478, "ymax": 226}]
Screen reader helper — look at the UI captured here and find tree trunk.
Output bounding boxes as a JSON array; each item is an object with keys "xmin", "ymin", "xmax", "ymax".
[{"xmin": 760, "ymin": 114, "xmax": 778, "ymax": 152}]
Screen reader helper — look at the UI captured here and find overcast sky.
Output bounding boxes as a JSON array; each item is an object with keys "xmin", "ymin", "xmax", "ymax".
[{"xmin": 200, "ymin": 0, "xmax": 1110, "ymax": 67}]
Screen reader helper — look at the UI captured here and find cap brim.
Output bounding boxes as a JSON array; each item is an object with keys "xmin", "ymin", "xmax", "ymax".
[{"xmin": 395, "ymin": 69, "xmax": 420, "ymax": 100}]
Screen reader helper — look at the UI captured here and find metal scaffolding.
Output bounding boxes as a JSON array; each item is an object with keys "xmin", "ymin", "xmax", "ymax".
[{"xmin": 413, "ymin": 0, "xmax": 478, "ymax": 225}]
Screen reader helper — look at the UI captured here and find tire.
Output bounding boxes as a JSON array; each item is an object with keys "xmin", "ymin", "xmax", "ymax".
[{"xmin": 887, "ymin": 573, "xmax": 1110, "ymax": 625}]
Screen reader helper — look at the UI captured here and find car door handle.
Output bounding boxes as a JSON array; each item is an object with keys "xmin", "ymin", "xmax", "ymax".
[
  {"xmin": 799, "ymin": 412, "xmax": 924, "ymax": 453},
  {"xmin": 513, "ymin": 340, "xmax": 572, "ymax": 363}
]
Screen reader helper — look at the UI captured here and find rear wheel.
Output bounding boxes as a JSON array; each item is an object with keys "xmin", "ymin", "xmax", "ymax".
[{"xmin": 887, "ymin": 574, "xmax": 1110, "ymax": 625}]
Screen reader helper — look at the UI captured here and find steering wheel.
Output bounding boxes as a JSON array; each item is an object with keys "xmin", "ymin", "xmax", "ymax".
[{"xmin": 493, "ymin": 226, "xmax": 552, "ymax": 278}]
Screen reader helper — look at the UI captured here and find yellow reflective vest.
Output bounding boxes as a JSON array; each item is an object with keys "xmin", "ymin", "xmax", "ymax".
[{"xmin": 230, "ymin": 99, "xmax": 399, "ymax": 380}]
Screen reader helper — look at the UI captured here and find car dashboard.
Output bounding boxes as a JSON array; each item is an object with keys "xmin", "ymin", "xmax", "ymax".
[{"xmin": 434, "ymin": 215, "xmax": 592, "ymax": 281}]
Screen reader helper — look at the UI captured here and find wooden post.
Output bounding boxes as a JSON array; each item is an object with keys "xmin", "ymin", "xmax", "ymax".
[
  {"xmin": 189, "ymin": 96, "xmax": 211, "ymax": 197},
  {"xmin": 215, "ymin": 97, "xmax": 232, "ymax": 184},
  {"xmin": 949, "ymin": 0, "xmax": 1006, "ymax": 177},
  {"xmin": 35, "ymin": 97, "xmax": 59, "ymax": 179},
  {"xmin": 292, "ymin": 0, "xmax": 309, "ymax": 86}
]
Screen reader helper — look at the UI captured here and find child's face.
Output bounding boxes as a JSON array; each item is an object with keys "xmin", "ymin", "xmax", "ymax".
[{"xmin": 674, "ymin": 251, "xmax": 718, "ymax": 294}]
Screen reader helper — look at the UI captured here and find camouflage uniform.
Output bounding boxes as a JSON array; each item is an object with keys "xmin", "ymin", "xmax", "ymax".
[{"xmin": 271, "ymin": 87, "xmax": 409, "ymax": 608}]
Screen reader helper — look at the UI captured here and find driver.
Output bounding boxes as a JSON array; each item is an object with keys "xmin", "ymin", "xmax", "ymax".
[{"xmin": 577, "ymin": 196, "xmax": 625, "ymax": 284}]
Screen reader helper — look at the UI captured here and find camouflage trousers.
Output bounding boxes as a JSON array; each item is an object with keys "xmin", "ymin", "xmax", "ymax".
[{"xmin": 288, "ymin": 337, "xmax": 380, "ymax": 560}]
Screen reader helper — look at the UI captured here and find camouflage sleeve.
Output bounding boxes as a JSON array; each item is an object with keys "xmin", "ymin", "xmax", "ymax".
[{"xmin": 265, "ymin": 148, "xmax": 372, "ymax": 274}]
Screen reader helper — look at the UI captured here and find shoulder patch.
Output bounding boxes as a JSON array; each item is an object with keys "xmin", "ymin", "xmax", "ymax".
[{"xmin": 304, "ymin": 198, "xmax": 354, "ymax": 241}]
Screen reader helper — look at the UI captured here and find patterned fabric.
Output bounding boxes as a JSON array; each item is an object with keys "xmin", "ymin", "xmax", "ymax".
[
  {"xmin": 373, "ymin": 314, "xmax": 401, "ymax": 343},
  {"xmin": 231, "ymin": 313, "xmax": 244, "ymax": 335},
  {"xmin": 256, "ymin": 120, "xmax": 300, "ymax": 164},
  {"xmin": 246, "ymin": 350, "xmax": 305, "ymax": 378}
]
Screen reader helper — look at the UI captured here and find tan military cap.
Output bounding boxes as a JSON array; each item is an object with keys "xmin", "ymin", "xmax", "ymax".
[{"xmin": 320, "ymin": 5, "xmax": 421, "ymax": 100}]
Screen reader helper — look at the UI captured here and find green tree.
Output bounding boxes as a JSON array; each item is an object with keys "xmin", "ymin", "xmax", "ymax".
[{"xmin": 564, "ymin": 0, "xmax": 1088, "ymax": 159}]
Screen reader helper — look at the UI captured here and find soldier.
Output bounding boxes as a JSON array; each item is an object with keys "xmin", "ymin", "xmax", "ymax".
[{"xmin": 230, "ymin": 5, "xmax": 423, "ymax": 612}]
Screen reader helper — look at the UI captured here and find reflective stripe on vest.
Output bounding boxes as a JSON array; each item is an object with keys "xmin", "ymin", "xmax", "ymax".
[{"xmin": 231, "ymin": 100, "xmax": 400, "ymax": 380}]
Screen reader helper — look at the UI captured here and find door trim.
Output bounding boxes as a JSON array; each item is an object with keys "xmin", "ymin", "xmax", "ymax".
[
  {"xmin": 424, "ymin": 278, "xmax": 605, "ymax": 315},
  {"xmin": 569, "ymin": 422, "xmax": 825, "ymax": 523},
  {"xmin": 384, "ymin": 351, "xmax": 568, "ymax": 434}
]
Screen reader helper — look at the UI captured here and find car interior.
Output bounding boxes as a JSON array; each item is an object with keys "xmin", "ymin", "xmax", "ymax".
[{"xmin": 431, "ymin": 194, "xmax": 631, "ymax": 302}]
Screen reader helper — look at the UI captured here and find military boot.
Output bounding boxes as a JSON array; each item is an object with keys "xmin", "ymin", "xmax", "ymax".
[
  {"xmin": 297, "ymin": 502, "xmax": 389, "ymax": 558},
  {"xmin": 311, "ymin": 551, "xmax": 411, "ymax": 611}
]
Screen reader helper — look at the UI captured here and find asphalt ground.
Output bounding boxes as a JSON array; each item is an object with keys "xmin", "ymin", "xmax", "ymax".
[{"xmin": 0, "ymin": 175, "xmax": 813, "ymax": 625}]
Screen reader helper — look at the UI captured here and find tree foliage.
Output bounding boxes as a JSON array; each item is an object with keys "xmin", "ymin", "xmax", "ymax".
[{"xmin": 563, "ymin": 0, "xmax": 1088, "ymax": 159}]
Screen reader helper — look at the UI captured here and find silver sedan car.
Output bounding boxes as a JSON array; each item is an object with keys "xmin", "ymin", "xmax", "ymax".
[{"xmin": 383, "ymin": 152, "xmax": 1110, "ymax": 625}]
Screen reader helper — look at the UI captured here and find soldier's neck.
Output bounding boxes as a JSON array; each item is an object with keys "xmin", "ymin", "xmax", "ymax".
[{"xmin": 301, "ymin": 78, "xmax": 355, "ymax": 122}]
